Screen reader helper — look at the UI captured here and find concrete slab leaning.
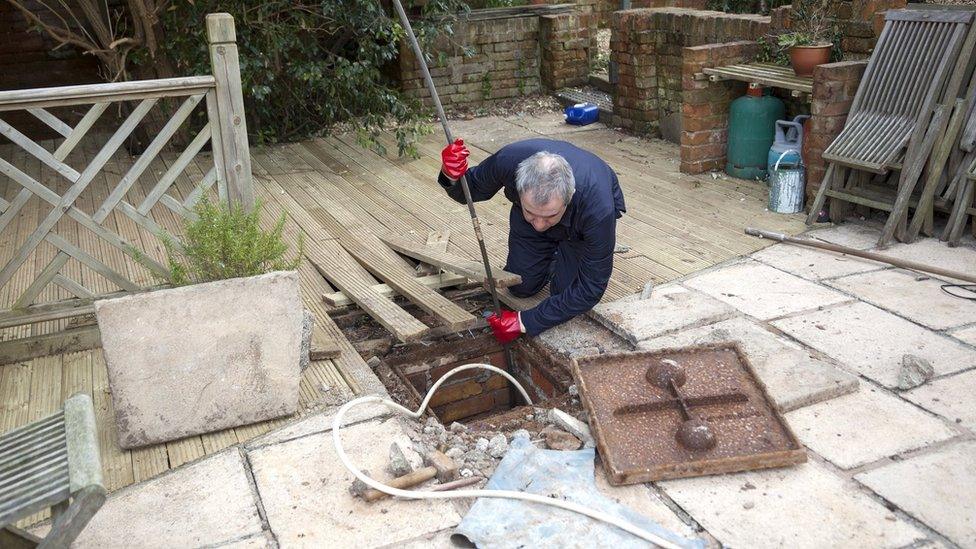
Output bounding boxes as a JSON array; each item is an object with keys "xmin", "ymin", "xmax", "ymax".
[{"xmin": 95, "ymin": 271, "xmax": 304, "ymax": 448}]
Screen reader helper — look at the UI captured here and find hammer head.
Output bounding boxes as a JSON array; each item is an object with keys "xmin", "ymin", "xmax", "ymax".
[{"xmin": 424, "ymin": 450, "xmax": 459, "ymax": 483}]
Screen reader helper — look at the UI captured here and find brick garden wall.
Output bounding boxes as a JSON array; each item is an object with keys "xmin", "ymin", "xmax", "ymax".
[
  {"xmin": 399, "ymin": 8, "xmax": 593, "ymax": 107},
  {"xmin": 610, "ymin": 8, "xmax": 770, "ymax": 141}
]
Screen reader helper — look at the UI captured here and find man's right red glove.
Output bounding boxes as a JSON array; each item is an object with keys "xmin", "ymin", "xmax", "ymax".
[
  {"xmin": 441, "ymin": 139, "xmax": 470, "ymax": 181},
  {"xmin": 487, "ymin": 309, "xmax": 523, "ymax": 344}
]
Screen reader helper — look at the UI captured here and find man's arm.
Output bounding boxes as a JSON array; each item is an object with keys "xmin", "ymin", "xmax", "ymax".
[
  {"xmin": 438, "ymin": 148, "xmax": 508, "ymax": 204},
  {"xmin": 518, "ymin": 213, "xmax": 616, "ymax": 336}
]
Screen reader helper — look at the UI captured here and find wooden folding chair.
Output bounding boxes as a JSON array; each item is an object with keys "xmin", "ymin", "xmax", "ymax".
[
  {"xmin": 0, "ymin": 393, "xmax": 105, "ymax": 548},
  {"xmin": 942, "ymin": 158, "xmax": 976, "ymax": 244},
  {"xmin": 806, "ymin": 9, "xmax": 976, "ymax": 246}
]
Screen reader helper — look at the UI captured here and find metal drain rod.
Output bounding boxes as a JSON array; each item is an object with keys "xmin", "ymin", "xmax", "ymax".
[{"xmin": 390, "ymin": 0, "xmax": 522, "ymax": 399}]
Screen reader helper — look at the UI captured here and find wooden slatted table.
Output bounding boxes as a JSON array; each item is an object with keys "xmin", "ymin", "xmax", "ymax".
[{"xmin": 700, "ymin": 63, "xmax": 813, "ymax": 100}]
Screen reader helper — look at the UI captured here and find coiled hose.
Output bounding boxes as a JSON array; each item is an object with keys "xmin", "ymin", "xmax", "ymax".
[{"xmin": 331, "ymin": 363, "xmax": 681, "ymax": 548}]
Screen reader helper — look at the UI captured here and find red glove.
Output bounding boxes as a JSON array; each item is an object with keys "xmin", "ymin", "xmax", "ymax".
[
  {"xmin": 487, "ymin": 309, "xmax": 523, "ymax": 344},
  {"xmin": 441, "ymin": 139, "xmax": 470, "ymax": 180}
]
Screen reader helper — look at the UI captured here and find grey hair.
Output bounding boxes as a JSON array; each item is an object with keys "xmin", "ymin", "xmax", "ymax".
[{"xmin": 515, "ymin": 151, "xmax": 575, "ymax": 205}]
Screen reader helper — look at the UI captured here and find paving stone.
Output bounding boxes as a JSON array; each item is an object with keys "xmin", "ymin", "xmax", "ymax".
[
  {"xmin": 772, "ymin": 302, "xmax": 976, "ymax": 388},
  {"xmin": 951, "ymin": 325, "xmax": 976, "ymax": 346},
  {"xmin": 659, "ymin": 460, "xmax": 927, "ymax": 548},
  {"xmin": 95, "ymin": 271, "xmax": 303, "ymax": 448},
  {"xmin": 536, "ymin": 315, "xmax": 634, "ymax": 357},
  {"xmin": 639, "ymin": 317, "xmax": 858, "ymax": 412},
  {"xmin": 683, "ymin": 261, "xmax": 851, "ymax": 320},
  {"xmin": 504, "ymin": 112, "xmax": 607, "ymax": 135},
  {"xmin": 591, "ymin": 285, "xmax": 736, "ymax": 344},
  {"xmin": 593, "ymin": 465, "xmax": 700, "ymax": 542},
  {"xmin": 826, "ymin": 269, "xmax": 976, "ymax": 330},
  {"xmin": 383, "ymin": 528, "xmax": 457, "ymax": 548},
  {"xmin": 213, "ymin": 532, "xmax": 276, "ymax": 548},
  {"xmin": 785, "ymin": 386, "xmax": 958, "ymax": 469},
  {"xmin": 248, "ymin": 418, "xmax": 461, "ymax": 547},
  {"xmin": 903, "ymin": 369, "xmax": 976, "ymax": 430},
  {"xmin": 804, "ymin": 221, "xmax": 884, "ymax": 250},
  {"xmin": 246, "ymin": 401, "xmax": 391, "ymax": 448},
  {"xmin": 856, "ymin": 441, "xmax": 976, "ymax": 547},
  {"xmin": 751, "ymin": 242, "xmax": 881, "ymax": 281},
  {"xmin": 74, "ymin": 450, "xmax": 264, "ymax": 548},
  {"xmin": 448, "ymin": 117, "xmax": 535, "ymax": 153},
  {"xmin": 879, "ymin": 238, "xmax": 976, "ymax": 284}
]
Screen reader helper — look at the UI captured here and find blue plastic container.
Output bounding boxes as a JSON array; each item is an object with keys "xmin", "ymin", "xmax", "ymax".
[
  {"xmin": 767, "ymin": 115, "xmax": 809, "ymax": 174},
  {"xmin": 565, "ymin": 103, "xmax": 599, "ymax": 126}
]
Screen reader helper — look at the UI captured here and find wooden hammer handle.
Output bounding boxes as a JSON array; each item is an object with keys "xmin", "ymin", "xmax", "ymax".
[{"xmin": 362, "ymin": 466, "xmax": 436, "ymax": 502}]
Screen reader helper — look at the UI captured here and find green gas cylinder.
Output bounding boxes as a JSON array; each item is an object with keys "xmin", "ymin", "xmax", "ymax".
[{"xmin": 725, "ymin": 87, "xmax": 785, "ymax": 180}]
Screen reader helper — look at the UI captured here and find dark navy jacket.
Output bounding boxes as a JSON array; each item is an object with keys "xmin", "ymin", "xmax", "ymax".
[{"xmin": 438, "ymin": 139, "xmax": 625, "ymax": 335}]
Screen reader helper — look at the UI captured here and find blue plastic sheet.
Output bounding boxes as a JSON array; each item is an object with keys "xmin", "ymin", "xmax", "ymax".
[{"xmin": 453, "ymin": 434, "xmax": 706, "ymax": 549}]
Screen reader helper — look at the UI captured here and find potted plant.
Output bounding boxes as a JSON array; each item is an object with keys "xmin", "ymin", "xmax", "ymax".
[
  {"xmin": 778, "ymin": 0, "xmax": 837, "ymax": 77},
  {"xmin": 95, "ymin": 199, "xmax": 308, "ymax": 449}
]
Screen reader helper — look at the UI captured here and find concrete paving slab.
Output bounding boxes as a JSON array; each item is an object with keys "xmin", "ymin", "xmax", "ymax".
[
  {"xmin": 903, "ymin": 369, "xmax": 976, "ymax": 430},
  {"xmin": 639, "ymin": 317, "xmax": 858, "ymax": 412},
  {"xmin": 382, "ymin": 528, "xmax": 456, "ymax": 548},
  {"xmin": 73, "ymin": 450, "xmax": 264, "ymax": 548},
  {"xmin": 826, "ymin": 269, "xmax": 976, "ymax": 330},
  {"xmin": 659, "ymin": 460, "xmax": 927, "ymax": 548},
  {"xmin": 247, "ymin": 418, "xmax": 461, "ymax": 547},
  {"xmin": 804, "ymin": 222, "xmax": 883, "ymax": 250},
  {"xmin": 751, "ymin": 242, "xmax": 881, "ymax": 281},
  {"xmin": 246, "ymin": 401, "xmax": 391, "ymax": 448},
  {"xmin": 95, "ymin": 271, "xmax": 303, "ymax": 448},
  {"xmin": 785, "ymin": 386, "xmax": 958, "ymax": 469},
  {"xmin": 951, "ymin": 325, "xmax": 976, "ymax": 346},
  {"xmin": 536, "ymin": 315, "xmax": 635, "ymax": 358},
  {"xmin": 683, "ymin": 260, "xmax": 851, "ymax": 320},
  {"xmin": 879, "ymin": 238, "xmax": 976, "ymax": 284},
  {"xmin": 591, "ymin": 285, "xmax": 736, "ymax": 344},
  {"xmin": 856, "ymin": 441, "xmax": 976, "ymax": 547},
  {"xmin": 593, "ymin": 464, "xmax": 699, "ymax": 541},
  {"xmin": 772, "ymin": 302, "xmax": 976, "ymax": 388},
  {"xmin": 214, "ymin": 532, "xmax": 276, "ymax": 548}
]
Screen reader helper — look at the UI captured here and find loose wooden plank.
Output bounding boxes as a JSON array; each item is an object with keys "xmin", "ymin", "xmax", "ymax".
[
  {"xmin": 379, "ymin": 233, "xmax": 521, "ymax": 287},
  {"xmin": 323, "ymin": 272, "xmax": 469, "ymax": 307},
  {"xmin": 0, "ymin": 326, "xmax": 100, "ymax": 366}
]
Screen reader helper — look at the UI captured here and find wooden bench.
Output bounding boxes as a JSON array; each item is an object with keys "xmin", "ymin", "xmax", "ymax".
[{"xmin": 0, "ymin": 393, "xmax": 105, "ymax": 548}]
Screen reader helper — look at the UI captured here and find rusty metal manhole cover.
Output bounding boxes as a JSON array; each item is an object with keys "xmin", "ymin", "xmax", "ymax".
[{"xmin": 571, "ymin": 343, "xmax": 806, "ymax": 485}]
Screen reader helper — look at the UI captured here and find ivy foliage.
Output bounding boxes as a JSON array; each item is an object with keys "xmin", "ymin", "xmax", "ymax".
[
  {"xmin": 155, "ymin": 1, "xmax": 468, "ymax": 155},
  {"xmin": 705, "ymin": 0, "xmax": 791, "ymax": 14},
  {"xmin": 158, "ymin": 198, "xmax": 303, "ymax": 286}
]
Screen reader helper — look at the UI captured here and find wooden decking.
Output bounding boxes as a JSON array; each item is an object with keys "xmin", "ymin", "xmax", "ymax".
[{"xmin": 0, "ymin": 113, "xmax": 806, "ymax": 514}]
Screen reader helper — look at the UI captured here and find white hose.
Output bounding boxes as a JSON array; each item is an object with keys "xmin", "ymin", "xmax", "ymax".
[{"xmin": 331, "ymin": 363, "xmax": 682, "ymax": 549}]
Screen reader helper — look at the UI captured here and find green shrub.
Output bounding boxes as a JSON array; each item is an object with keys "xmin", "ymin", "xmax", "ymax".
[
  {"xmin": 158, "ymin": 199, "xmax": 303, "ymax": 286},
  {"xmin": 150, "ymin": 1, "xmax": 468, "ymax": 156}
]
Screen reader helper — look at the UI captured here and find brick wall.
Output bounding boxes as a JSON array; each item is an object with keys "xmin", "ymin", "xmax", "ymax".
[
  {"xmin": 805, "ymin": 60, "xmax": 867, "ymax": 196},
  {"xmin": 540, "ymin": 12, "xmax": 593, "ymax": 89},
  {"xmin": 399, "ymin": 7, "xmax": 595, "ymax": 107},
  {"xmin": 611, "ymin": 8, "xmax": 769, "ymax": 141},
  {"xmin": 680, "ymin": 41, "xmax": 758, "ymax": 174}
]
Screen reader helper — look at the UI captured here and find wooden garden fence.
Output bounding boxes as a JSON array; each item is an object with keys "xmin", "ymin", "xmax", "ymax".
[{"xmin": 0, "ymin": 14, "xmax": 254, "ymax": 337}]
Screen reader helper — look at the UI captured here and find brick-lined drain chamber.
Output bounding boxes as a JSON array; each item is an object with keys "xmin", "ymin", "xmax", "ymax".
[{"xmin": 380, "ymin": 332, "xmax": 574, "ymax": 424}]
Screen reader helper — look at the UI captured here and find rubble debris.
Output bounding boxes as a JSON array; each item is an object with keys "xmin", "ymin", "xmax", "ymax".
[
  {"xmin": 549, "ymin": 408, "xmax": 594, "ymax": 448},
  {"xmin": 488, "ymin": 434, "xmax": 509, "ymax": 458},
  {"xmin": 640, "ymin": 282, "xmax": 654, "ymax": 300},
  {"xmin": 544, "ymin": 428, "xmax": 583, "ymax": 451},
  {"xmin": 898, "ymin": 354, "xmax": 934, "ymax": 390}
]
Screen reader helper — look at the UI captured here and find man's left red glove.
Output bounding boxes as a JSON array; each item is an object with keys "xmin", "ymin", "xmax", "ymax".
[
  {"xmin": 441, "ymin": 139, "xmax": 470, "ymax": 180},
  {"xmin": 487, "ymin": 309, "xmax": 523, "ymax": 344}
]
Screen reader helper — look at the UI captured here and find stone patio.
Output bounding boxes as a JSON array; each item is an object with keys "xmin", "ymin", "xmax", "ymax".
[{"xmin": 54, "ymin": 221, "xmax": 976, "ymax": 548}]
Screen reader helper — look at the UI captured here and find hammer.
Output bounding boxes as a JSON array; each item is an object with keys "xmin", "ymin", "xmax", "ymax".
[{"xmin": 352, "ymin": 450, "xmax": 459, "ymax": 503}]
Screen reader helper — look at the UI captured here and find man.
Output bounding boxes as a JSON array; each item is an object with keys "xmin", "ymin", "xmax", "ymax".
[{"xmin": 439, "ymin": 138, "xmax": 625, "ymax": 344}]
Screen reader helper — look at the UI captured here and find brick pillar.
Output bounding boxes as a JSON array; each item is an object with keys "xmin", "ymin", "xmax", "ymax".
[
  {"xmin": 806, "ymin": 60, "xmax": 867, "ymax": 196},
  {"xmin": 610, "ymin": 10, "xmax": 659, "ymax": 134},
  {"xmin": 679, "ymin": 41, "xmax": 758, "ymax": 175},
  {"xmin": 540, "ymin": 12, "xmax": 592, "ymax": 90}
]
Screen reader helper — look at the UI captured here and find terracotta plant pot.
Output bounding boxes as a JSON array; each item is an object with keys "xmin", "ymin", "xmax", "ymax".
[{"xmin": 789, "ymin": 44, "xmax": 832, "ymax": 77}]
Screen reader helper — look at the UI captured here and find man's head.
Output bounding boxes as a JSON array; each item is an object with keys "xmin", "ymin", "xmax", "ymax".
[{"xmin": 515, "ymin": 151, "xmax": 575, "ymax": 232}]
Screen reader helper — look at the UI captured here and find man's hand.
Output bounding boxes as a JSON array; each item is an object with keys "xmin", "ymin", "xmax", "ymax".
[
  {"xmin": 441, "ymin": 139, "xmax": 470, "ymax": 181},
  {"xmin": 487, "ymin": 309, "xmax": 523, "ymax": 344}
]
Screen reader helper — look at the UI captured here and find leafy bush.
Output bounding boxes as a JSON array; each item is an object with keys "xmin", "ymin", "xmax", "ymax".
[
  {"xmin": 153, "ymin": 1, "xmax": 468, "ymax": 155},
  {"xmin": 158, "ymin": 198, "xmax": 303, "ymax": 286},
  {"xmin": 705, "ymin": 0, "xmax": 790, "ymax": 14}
]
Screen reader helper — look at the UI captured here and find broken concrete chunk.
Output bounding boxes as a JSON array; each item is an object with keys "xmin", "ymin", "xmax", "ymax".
[
  {"xmin": 475, "ymin": 437, "xmax": 490, "ymax": 453},
  {"xmin": 488, "ymin": 434, "xmax": 509, "ymax": 458},
  {"xmin": 549, "ymin": 408, "xmax": 595, "ymax": 448},
  {"xmin": 388, "ymin": 442, "xmax": 416, "ymax": 477},
  {"xmin": 898, "ymin": 354, "xmax": 935, "ymax": 390},
  {"xmin": 545, "ymin": 429, "xmax": 583, "ymax": 451}
]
